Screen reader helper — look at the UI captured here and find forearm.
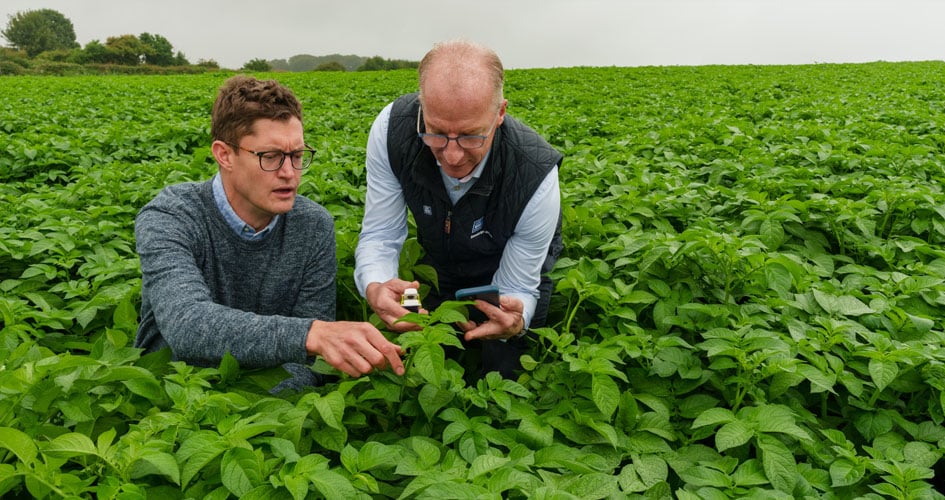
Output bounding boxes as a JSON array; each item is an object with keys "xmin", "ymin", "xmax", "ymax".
[
  {"xmin": 354, "ymin": 238, "xmax": 404, "ymax": 296},
  {"xmin": 493, "ymin": 167, "xmax": 561, "ymax": 329},
  {"xmin": 355, "ymin": 103, "xmax": 408, "ymax": 297},
  {"xmin": 154, "ymin": 298, "xmax": 312, "ymax": 368}
]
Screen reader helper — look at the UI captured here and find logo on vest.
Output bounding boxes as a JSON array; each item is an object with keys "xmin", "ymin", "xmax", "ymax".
[
  {"xmin": 470, "ymin": 217, "xmax": 492, "ymax": 239},
  {"xmin": 423, "ymin": 205, "xmax": 432, "ymax": 216}
]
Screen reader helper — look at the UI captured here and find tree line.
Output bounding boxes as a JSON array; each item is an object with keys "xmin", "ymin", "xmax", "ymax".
[
  {"xmin": 0, "ymin": 8, "xmax": 417, "ymax": 75},
  {"xmin": 258, "ymin": 54, "xmax": 417, "ymax": 73}
]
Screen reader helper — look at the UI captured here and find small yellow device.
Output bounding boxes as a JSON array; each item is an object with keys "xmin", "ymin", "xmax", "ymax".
[{"xmin": 400, "ymin": 288, "xmax": 422, "ymax": 313}]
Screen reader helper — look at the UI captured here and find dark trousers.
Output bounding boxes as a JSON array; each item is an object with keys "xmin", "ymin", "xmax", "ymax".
[{"xmin": 456, "ymin": 334, "xmax": 529, "ymax": 382}]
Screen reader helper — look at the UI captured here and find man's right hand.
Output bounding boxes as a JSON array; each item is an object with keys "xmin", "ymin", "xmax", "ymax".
[
  {"xmin": 305, "ymin": 320, "xmax": 405, "ymax": 378},
  {"xmin": 365, "ymin": 279, "xmax": 425, "ymax": 332}
]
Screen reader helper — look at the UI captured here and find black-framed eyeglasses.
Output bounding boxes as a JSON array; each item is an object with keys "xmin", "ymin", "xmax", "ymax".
[
  {"xmin": 230, "ymin": 144, "xmax": 316, "ymax": 171},
  {"xmin": 416, "ymin": 105, "xmax": 500, "ymax": 150}
]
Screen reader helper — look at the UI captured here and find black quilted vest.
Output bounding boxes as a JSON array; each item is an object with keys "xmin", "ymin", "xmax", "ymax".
[{"xmin": 387, "ymin": 92, "xmax": 563, "ymax": 294}]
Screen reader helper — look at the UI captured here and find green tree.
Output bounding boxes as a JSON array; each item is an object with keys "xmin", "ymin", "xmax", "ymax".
[
  {"xmin": 357, "ymin": 55, "xmax": 388, "ymax": 71},
  {"xmin": 357, "ymin": 56, "xmax": 418, "ymax": 71},
  {"xmin": 138, "ymin": 33, "xmax": 175, "ymax": 65},
  {"xmin": 288, "ymin": 54, "xmax": 320, "ymax": 71},
  {"xmin": 1, "ymin": 9, "xmax": 78, "ymax": 57},
  {"xmin": 315, "ymin": 61, "xmax": 346, "ymax": 72},
  {"xmin": 196, "ymin": 58, "xmax": 219, "ymax": 69},
  {"xmin": 242, "ymin": 58, "xmax": 271, "ymax": 72},
  {"xmin": 80, "ymin": 40, "xmax": 109, "ymax": 64},
  {"xmin": 104, "ymin": 34, "xmax": 148, "ymax": 65},
  {"xmin": 268, "ymin": 58, "xmax": 290, "ymax": 71},
  {"xmin": 173, "ymin": 51, "xmax": 189, "ymax": 66}
]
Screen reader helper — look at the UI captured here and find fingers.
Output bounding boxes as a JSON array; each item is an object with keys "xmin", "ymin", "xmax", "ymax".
[
  {"xmin": 462, "ymin": 322, "xmax": 502, "ymax": 341},
  {"xmin": 361, "ymin": 328, "xmax": 405, "ymax": 375},
  {"xmin": 307, "ymin": 320, "xmax": 405, "ymax": 377},
  {"xmin": 367, "ymin": 279, "xmax": 423, "ymax": 331},
  {"xmin": 462, "ymin": 298, "xmax": 525, "ymax": 341},
  {"xmin": 331, "ymin": 338, "xmax": 402, "ymax": 377},
  {"xmin": 391, "ymin": 278, "xmax": 421, "ymax": 292},
  {"xmin": 499, "ymin": 295, "xmax": 524, "ymax": 313},
  {"xmin": 368, "ymin": 278, "xmax": 419, "ymax": 302},
  {"xmin": 334, "ymin": 337, "xmax": 404, "ymax": 377},
  {"xmin": 456, "ymin": 319, "xmax": 476, "ymax": 333}
]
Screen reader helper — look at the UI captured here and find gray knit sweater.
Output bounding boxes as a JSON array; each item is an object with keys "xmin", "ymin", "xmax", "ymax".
[{"xmin": 133, "ymin": 180, "xmax": 336, "ymax": 369}]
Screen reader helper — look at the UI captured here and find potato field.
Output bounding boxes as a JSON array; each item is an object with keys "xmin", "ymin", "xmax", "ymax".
[{"xmin": 3, "ymin": 62, "xmax": 945, "ymax": 498}]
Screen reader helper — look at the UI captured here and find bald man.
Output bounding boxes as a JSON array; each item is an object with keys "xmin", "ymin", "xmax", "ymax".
[{"xmin": 354, "ymin": 40, "xmax": 562, "ymax": 380}]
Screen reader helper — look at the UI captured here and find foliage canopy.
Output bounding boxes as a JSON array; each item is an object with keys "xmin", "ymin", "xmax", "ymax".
[{"xmin": 1, "ymin": 8, "xmax": 78, "ymax": 57}]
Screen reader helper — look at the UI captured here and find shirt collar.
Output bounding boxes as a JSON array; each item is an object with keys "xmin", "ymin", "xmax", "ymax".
[
  {"xmin": 439, "ymin": 149, "xmax": 491, "ymax": 190},
  {"xmin": 212, "ymin": 174, "xmax": 279, "ymax": 241}
]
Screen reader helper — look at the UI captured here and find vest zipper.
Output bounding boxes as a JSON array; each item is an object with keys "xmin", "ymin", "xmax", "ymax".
[{"xmin": 444, "ymin": 210, "xmax": 452, "ymax": 234}]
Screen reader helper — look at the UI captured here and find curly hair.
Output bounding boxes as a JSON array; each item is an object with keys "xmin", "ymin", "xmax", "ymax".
[{"xmin": 210, "ymin": 75, "xmax": 303, "ymax": 146}]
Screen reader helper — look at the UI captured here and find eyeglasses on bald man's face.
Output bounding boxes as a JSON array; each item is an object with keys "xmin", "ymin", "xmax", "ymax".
[{"xmin": 416, "ymin": 105, "xmax": 500, "ymax": 150}]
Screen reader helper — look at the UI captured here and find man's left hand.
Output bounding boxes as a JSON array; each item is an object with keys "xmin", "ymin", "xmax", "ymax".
[{"xmin": 458, "ymin": 296, "xmax": 526, "ymax": 341}]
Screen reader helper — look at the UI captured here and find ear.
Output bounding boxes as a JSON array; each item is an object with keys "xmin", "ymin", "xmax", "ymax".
[
  {"xmin": 496, "ymin": 99, "xmax": 508, "ymax": 127},
  {"xmin": 211, "ymin": 140, "xmax": 234, "ymax": 173}
]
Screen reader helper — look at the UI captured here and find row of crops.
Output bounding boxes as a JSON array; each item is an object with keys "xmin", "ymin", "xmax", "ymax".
[{"xmin": 2, "ymin": 62, "xmax": 945, "ymax": 498}]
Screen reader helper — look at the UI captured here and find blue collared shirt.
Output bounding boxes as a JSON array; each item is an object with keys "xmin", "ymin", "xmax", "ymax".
[
  {"xmin": 212, "ymin": 174, "xmax": 279, "ymax": 241},
  {"xmin": 354, "ymin": 103, "xmax": 560, "ymax": 328}
]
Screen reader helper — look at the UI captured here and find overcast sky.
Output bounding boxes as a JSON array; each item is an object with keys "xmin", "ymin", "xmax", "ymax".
[{"xmin": 2, "ymin": 0, "xmax": 943, "ymax": 70}]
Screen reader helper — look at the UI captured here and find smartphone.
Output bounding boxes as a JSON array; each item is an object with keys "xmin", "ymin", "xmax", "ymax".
[{"xmin": 455, "ymin": 285, "xmax": 501, "ymax": 307}]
